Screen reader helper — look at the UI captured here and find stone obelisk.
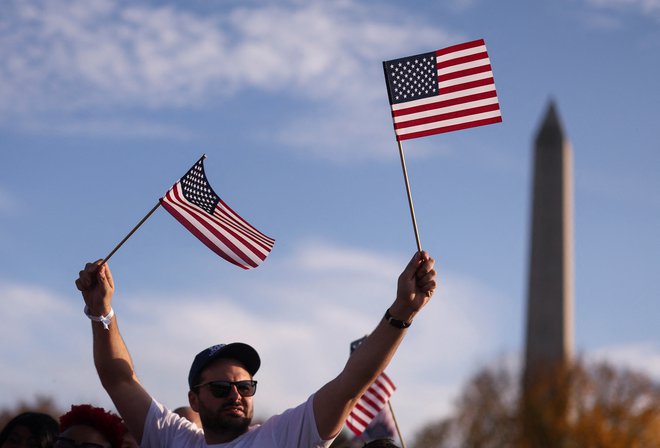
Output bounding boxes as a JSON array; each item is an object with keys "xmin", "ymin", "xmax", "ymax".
[{"xmin": 523, "ymin": 100, "xmax": 574, "ymax": 389}]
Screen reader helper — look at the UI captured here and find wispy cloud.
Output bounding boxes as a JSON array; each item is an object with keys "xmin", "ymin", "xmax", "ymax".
[
  {"xmin": 1, "ymin": 0, "xmax": 229, "ymax": 113},
  {"xmin": 589, "ymin": 342, "xmax": 660, "ymax": 378},
  {"xmin": 17, "ymin": 117, "xmax": 197, "ymax": 140},
  {"xmin": 0, "ymin": 239, "xmax": 506, "ymax": 436},
  {"xmin": 3, "ymin": 239, "xmax": 659, "ymax": 434},
  {"xmin": 0, "ymin": 0, "xmax": 455, "ymax": 155},
  {"xmin": 584, "ymin": 0, "xmax": 660, "ymax": 25},
  {"xmin": 587, "ymin": 0, "xmax": 660, "ymax": 16}
]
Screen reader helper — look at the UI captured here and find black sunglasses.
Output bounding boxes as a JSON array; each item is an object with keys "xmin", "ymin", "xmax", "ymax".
[
  {"xmin": 195, "ymin": 380, "xmax": 258, "ymax": 398},
  {"xmin": 54, "ymin": 437, "xmax": 108, "ymax": 448}
]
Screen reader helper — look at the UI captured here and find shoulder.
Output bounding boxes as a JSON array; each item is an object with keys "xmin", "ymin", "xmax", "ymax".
[{"xmin": 256, "ymin": 395, "xmax": 331, "ymax": 446}]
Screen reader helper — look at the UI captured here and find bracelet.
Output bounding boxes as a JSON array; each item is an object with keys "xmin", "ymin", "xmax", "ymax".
[
  {"xmin": 84, "ymin": 305, "xmax": 114, "ymax": 330},
  {"xmin": 384, "ymin": 308, "xmax": 412, "ymax": 329}
]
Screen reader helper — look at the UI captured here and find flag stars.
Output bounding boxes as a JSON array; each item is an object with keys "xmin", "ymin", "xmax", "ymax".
[
  {"xmin": 179, "ymin": 163, "xmax": 220, "ymax": 214},
  {"xmin": 385, "ymin": 51, "xmax": 438, "ymax": 104}
]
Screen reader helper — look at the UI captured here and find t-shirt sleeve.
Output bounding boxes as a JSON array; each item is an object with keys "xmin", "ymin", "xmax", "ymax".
[
  {"xmin": 260, "ymin": 394, "xmax": 334, "ymax": 448},
  {"xmin": 141, "ymin": 399, "xmax": 204, "ymax": 448}
]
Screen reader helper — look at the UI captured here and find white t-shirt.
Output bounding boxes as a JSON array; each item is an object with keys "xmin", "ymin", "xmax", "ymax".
[{"xmin": 141, "ymin": 394, "xmax": 334, "ymax": 448}]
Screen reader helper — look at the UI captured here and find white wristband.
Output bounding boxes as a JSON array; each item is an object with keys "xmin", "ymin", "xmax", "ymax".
[{"xmin": 84, "ymin": 305, "xmax": 114, "ymax": 330}]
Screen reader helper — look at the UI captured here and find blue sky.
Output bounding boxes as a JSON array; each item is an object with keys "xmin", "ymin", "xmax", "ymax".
[{"xmin": 1, "ymin": 0, "xmax": 659, "ymax": 440}]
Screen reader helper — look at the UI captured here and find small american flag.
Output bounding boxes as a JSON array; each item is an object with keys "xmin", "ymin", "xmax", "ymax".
[
  {"xmin": 346, "ymin": 336, "xmax": 397, "ymax": 436},
  {"xmin": 383, "ymin": 38, "xmax": 501, "ymax": 141},
  {"xmin": 160, "ymin": 155, "xmax": 275, "ymax": 269},
  {"xmin": 346, "ymin": 372, "xmax": 397, "ymax": 436}
]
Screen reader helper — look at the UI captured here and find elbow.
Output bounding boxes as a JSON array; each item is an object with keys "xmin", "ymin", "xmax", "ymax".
[{"xmin": 96, "ymin": 358, "xmax": 138, "ymax": 390}]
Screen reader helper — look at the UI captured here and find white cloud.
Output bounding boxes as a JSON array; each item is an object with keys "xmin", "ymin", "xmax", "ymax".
[
  {"xmin": 294, "ymin": 240, "xmax": 401, "ymax": 277},
  {"xmin": 585, "ymin": 0, "xmax": 660, "ymax": 22},
  {"xmin": 0, "ymin": 239, "xmax": 507, "ymax": 437},
  {"xmin": 587, "ymin": 0, "xmax": 660, "ymax": 14},
  {"xmin": 589, "ymin": 342, "xmax": 660, "ymax": 379},
  {"xmin": 0, "ymin": 282, "xmax": 101, "ymax": 408},
  {"xmin": 3, "ymin": 233, "xmax": 657, "ymax": 439},
  {"xmin": 0, "ymin": 0, "xmax": 230, "ymax": 113},
  {"xmin": 0, "ymin": 0, "xmax": 456, "ymax": 156},
  {"xmin": 17, "ymin": 117, "xmax": 197, "ymax": 140},
  {"xmin": 0, "ymin": 0, "xmax": 451, "ymax": 111},
  {"xmin": 580, "ymin": 11, "xmax": 628, "ymax": 29}
]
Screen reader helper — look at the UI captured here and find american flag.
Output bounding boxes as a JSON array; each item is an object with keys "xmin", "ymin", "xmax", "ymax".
[
  {"xmin": 355, "ymin": 404, "xmax": 398, "ymax": 443},
  {"xmin": 346, "ymin": 372, "xmax": 397, "ymax": 436},
  {"xmin": 383, "ymin": 38, "xmax": 501, "ymax": 141},
  {"xmin": 346, "ymin": 336, "xmax": 397, "ymax": 436},
  {"xmin": 160, "ymin": 155, "xmax": 275, "ymax": 269}
]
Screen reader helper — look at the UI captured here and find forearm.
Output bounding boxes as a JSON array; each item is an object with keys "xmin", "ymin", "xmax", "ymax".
[
  {"xmin": 78, "ymin": 261, "xmax": 152, "ymax": 442},
  {"xmin": 314, "ymin": 301, "xmax": 414, "ymax": 439},
  {"xmin": 89, "ymin": 309, "xmax": 151, "ymax": 442},
  {"xmin": 340, "ymin": 304, "xmax": 413, "ymax": 395},
  {"xmin": 89, "ymin": 311, "xmax": 138, "ymax": 389},
  {"xmin": 313, "ymin": 251, "xmax": 436, "ymax": 439}
]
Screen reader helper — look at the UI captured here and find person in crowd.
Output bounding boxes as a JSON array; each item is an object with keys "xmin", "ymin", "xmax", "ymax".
[
  {"xmin": 75, "ymin": 251, "xmax": 436, "ymax": 447},
  {"xmin": 0, "ymin": 412, "xmax": 58, "ymax": 448},
  {"xmin": 56, "ymin": 405, "xmax": 124, "ymax": 448},
  {"xmin": 119, "ymin": 426, "xmax": 139, "ymax": 448},
  {"xmin": 362, "ymin": 438, "xmax": 399, "ymax": 447}
]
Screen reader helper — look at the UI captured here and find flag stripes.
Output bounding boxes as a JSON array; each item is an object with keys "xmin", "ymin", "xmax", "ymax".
[
  {"xmin": 346, "ymin": 372, "xmax": 396, "ymax": 436},
  {"xmin": 384, "ymin": 38, "xmax": 501, "ymax": 141},
  {"xmin": 160, "ymin": 156, "xmax": 274, "ymax": 269}
]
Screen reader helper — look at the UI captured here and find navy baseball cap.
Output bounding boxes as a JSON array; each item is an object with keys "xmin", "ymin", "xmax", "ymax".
[{"xmin": 188, "ymin": 343, "xmax": 261, "ymax": 389}]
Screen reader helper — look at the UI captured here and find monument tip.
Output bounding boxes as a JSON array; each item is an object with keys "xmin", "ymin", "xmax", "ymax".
[{"xmin": 535, "ymin": 98, "xmax": 565, "ymax": 146}]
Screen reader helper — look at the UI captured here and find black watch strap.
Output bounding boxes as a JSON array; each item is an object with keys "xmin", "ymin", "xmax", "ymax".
[{"xmin": 384, "ymin": 308, "xmax": 412, "ymax": 329}]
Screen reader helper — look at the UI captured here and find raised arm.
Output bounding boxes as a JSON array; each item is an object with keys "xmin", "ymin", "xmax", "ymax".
[
  {"xmin": 313, "ymin": 251, "xmax": 437, "ymax": 439},
  {"xmin": 75, "ymin": 261, "xmax": 152, "ymax": 442}
]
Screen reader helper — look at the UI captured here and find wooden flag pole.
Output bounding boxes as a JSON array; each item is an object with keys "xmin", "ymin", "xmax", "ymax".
[
  {"xmin": 397, "ymin": 140, "xmax": 422, "ymax": 252},
  {"xmin": 100, "ymin": 154, "xmax": 206, "ymax": 266},
  {"xmin": 101, "ymin": 201, "xmax": 162, "ymax": 265},
  {"xmin": 388, "ymin": 401, "xmax": 407, "ymax": 448}
]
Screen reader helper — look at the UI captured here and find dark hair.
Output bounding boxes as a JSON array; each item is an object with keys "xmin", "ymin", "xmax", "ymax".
[
  {"xmin": 0, "ymin": 412, "xmax": 59, "ymax": 448},
  {"xmin": 362, "ymin": 438, "xmax": 399, "ymax": 448},
  {"xmin": 59, "ymin": 405, "xmax": 124, "ymax": 448}
]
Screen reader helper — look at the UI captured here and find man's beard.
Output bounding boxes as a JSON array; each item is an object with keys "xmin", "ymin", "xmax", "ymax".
[{"xmin": 199, "ymin": 400, "xmax": 253, "ymax": 436}]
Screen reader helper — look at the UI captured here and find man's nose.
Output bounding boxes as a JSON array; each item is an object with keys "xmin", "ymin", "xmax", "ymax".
[{"xmin": 226, "ymin": 383, "xmax": 241, "ymax": 399}]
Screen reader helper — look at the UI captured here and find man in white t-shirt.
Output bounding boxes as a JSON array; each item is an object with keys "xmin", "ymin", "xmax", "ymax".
[{"xmin": 75, "ymin": 251, "xmax": 436, "ymax": 447}]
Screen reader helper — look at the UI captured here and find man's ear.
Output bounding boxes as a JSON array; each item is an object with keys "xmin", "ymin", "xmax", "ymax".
[{"xmin": 188, "ymin": 390, "xmax": 199, "ymax": 412}]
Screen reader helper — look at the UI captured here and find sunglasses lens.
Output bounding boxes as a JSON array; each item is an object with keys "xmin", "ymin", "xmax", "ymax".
[
  {"xmin": 236, "ymin": 381, "xmax": 257, "ymax": 397},
  {"xmin": 208, "ymin": 382, "xmax": 232, "ymax": 398},
  {"xmin": 206, "ymin": 381, "xmax": 257, "ymax": 398}
]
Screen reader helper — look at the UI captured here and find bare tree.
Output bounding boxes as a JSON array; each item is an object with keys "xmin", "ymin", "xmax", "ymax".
[
  {"xmin": 0, "ymin": 395, "xmax": 62, "ymax": 429},
  {"xmin": 411, "ymin": 359, "xmax": 660, "ymax": 448}
]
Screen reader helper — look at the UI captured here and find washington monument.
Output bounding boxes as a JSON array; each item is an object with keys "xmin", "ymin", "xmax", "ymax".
[{"xmin": 523, "ymin": 100, "xmax": 574, "ymax": 388}]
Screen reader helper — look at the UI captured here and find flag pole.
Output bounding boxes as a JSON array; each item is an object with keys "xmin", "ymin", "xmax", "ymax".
[
  {"xmin": 101, "ymin": 201, "xmax": 162, "ymax": 265},
  {"xmin": 100, "ymin": 154, "xmax": 207, "ymax": 266},
  {"xmin": 388, "ymin": 401, "xmax": 407, "ymax": 448},
  {"xmin": 397, "ymin": 140, "xmax": 422, "ymax": 252}
]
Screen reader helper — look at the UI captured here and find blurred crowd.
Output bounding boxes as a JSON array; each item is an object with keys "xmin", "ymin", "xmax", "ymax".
[
  {"xmin": 0, "ymin": 404, "xmax": 202, "ymax": 448},
  {"xmin": 0, "ymin": 405, "xmax": 398, "ymax": 448}
]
